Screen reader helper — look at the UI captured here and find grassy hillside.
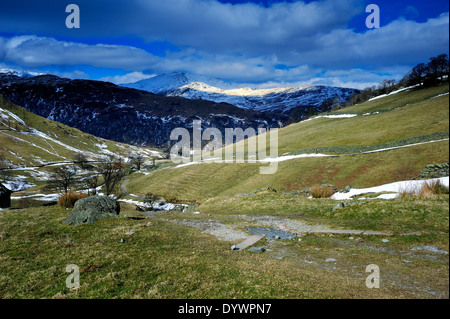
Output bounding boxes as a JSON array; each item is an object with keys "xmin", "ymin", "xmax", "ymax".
[
  {"xmin": 127, "ymin": 83, "xmax": 449, "ymax": 202},
  {"xmin": 0, "ymin": 94, "xmax": 159, "ymax": 167},
  {"xmin": 221, "ymin": 83, "xmax": 449, "ymax": 156},
  {"xmin": 1, "ymin": 95, "xmax": 162, "ymax": 192},
  {"xmin": 334, "ymin": 83, "xmax": 449, "ymax": 114}
]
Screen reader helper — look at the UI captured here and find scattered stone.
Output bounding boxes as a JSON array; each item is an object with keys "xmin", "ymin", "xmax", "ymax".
[
  {"xmin": 64, "ymin": 196, "xmax": 120, "ymax": 226},
  {"xmin": 331, "ymin": 202, "xmax": 344, "ymax": 212},
  {"xmin": 174, "ymin": 219, "xmax": 248, "ymax": 242},
  {"xmin": 125, "ymin": 231, "xmax": 136, "ymax": 236},
  {"xmin": 411, "ymin": 246, "xmax": 448, "ymax": 255},
  {"xmin": 416, "ymin": 162, "xmax": 449, "ymax": 179},
  {"xmin": 248, "ymin": 247, "xmax": 266, "ymax": 253},
  {"xmin": 309, "ymin": 229, "xmax": 363, "ymax": 235},
  {"xmin": 325, "ymin": 258, "xmax": 336, "ymax": 263},
  {"xmin": 382, "ymin": 239, "xmax": 390, "ymax": 243},
  {"xmin": 332, "ymin": 201, "xmax": 367, "ymax": 212},
  {"xmin": 342, "ymin": 185, "xmax": 354, "ymax": 193},
  {"xmin": 403, "ymin": 260, "xmax": 413, "ymax": 264},
  {"xmin": 120, "ymin": 238, "xmax": 125, "ymax": 243},
  {"xmin": 349, "ymin": 237, "xmax": 354, "ymax": 240},
  {"xmin": 247, "ymin": 227, "xmax": 297, "ymax": 240},
  {"xmin": 193, "ymin": 211, "xmax": 201, "ymax": 215},
  {"xmin": 144, "ymin": 222, "xmax": 153, "ymax": 227},
  {"xmin": 401, "ymin": 232, "xmax": 422, "ymax": 236},
  {"xmin": 232, "ymin": 235, "xmax": 265, "ymax": 251},
  {"xmin": 363, "ymin": 230, "xmax": 392, "ymax": 236}
]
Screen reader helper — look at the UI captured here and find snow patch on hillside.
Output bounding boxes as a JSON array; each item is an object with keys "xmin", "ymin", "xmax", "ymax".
[
  {"xmin": 331, "ymin": 177, "xmax": 449, "ymax": 200},
  {"xmin": 368, "ymin": 85, "xmax": 419, "ymax": 101}
]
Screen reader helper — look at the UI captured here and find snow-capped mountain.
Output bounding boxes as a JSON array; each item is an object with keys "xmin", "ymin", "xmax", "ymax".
[
  {"xmin": 0, "ymin": 68, "xmax": 41, "ymax": 78},
  {"xmin": 125, "ymin": 72, "xmax": 237, "ymax": 94},
  {"xmin": 123, "ymin": 72, "xmax": 360, "ymax": 114}
]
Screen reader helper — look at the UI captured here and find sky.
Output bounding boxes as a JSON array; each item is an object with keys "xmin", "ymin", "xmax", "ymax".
[{"xmin": 0, "ymin": 0, "xmax": 448, "ymax": 89}]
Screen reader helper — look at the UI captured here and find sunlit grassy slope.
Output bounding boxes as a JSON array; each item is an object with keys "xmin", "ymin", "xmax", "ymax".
[
  {"xmin": 225, "ymin": 83, "xmax": 449, "ymax": 156},
  {"xmin": 0, "ymin": 94, "xmax": 156, "ymax": 167},
  {"xmin": 127, "ymin": 83, "xmax": 449, "ymax": 202}
]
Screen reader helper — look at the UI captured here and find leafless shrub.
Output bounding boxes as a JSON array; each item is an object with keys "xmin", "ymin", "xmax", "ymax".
[
  {"xmin": 391, "ymin": 161, "xmax": 418, "ymax": 181},
  {"xmin": 57, "ymin": 190, "xmax": 88, "ymax": 208},
  {"xmin": 311, "ymin": 185, "xmax": 336, "ymax": 198}
]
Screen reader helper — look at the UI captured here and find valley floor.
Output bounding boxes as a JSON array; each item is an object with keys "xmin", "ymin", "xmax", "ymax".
[{"xmin": 0, "ymin": 187, "xmax": 448, "ymax": 299}]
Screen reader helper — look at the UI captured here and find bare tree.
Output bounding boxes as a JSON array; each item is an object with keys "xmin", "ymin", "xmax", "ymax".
[
  {"xmin": 378, "ymin": 79, "xmax": 396, "ymax": 94},
  {"xmin": 428, "ymin": 54, "xmax": 449, "ymax": 80},
  {"xmin": 409, "ymin": 63, "xmax": 427, "ymax": 86},
  {"xmin": 48, "ymin": 166, "xmax": 79, "ymax": 193},
  {"xmin": 85, "ymin": 174, "xmax": 100, "ymax": 196},
  {"xmin": 100, "ymin": 157, "xmax": 125, "ymax": 196},
  {"xmin": 73, "ymin": 152, "xmax": 89, "ymax": 169},
  {"xmin": 129, "ymin": 153, "xmax": 145, "ymax": 171}
]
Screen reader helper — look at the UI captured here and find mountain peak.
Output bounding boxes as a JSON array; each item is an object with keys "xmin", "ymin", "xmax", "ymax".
[
  {"xmin": 122, "ymin": 72, "xmax": 359, "ymax": 114},
  {"xmin": 123, "ymin": 72, "xmax": 237, "ymax": 94}
]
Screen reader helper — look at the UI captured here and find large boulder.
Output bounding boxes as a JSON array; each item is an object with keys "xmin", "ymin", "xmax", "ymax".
[{"xmin": 64, "ymin": 196, "xmax": 120, "ymax": 226}]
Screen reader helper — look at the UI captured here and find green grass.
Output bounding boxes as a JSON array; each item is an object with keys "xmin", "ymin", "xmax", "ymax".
[
  {"xmin": 335, "ymin": 83, "xmax": 449, "ymax": 114},
  {"xmin": 198, "ymin": 192, "xmax": 449, "ymax": 241},
  {"xmin": 0, "ymin": 201, "xmax": 447, "ymax": 299},
  {"xmin": 214, "ymin": 83, "xmax": 448, "ymax": 158},
  {"xmin": 127, "ymin": 141, "xmax": 449, "ymax": 202}
]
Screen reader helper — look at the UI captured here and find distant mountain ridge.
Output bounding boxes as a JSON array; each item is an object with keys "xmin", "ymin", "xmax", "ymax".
[
  {"xmin": 123, "ymin": 72, "xmax": 360, "ymax": 114},
  {"xmin": 0, "ymin": 73, "xmax": 286, "ymax": 147},
  {"xmin": 125, "ymin": 72, "xmax": 237, "ymax": 93},
  {"xmin": 0, "ymin": 68, "xmax": 41, "ymax": 78}
]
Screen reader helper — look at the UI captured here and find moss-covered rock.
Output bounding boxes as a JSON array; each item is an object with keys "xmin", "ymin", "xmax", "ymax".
[{"xmin": 64, "ymin": 196, "xmax": 120, "ymax": 226}]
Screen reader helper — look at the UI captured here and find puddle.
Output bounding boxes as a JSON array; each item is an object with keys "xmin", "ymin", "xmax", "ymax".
[{"xmin": 247, "ymin": 227, "xmax": 297, "ymax": 240}]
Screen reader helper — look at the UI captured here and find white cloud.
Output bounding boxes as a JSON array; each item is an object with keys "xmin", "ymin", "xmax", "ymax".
[
  {"xmin": 98, "ymin": 71, "xmax": 156, "ymax": 84},
  {"xmin": 0, "ymin": 4, "xmax": 448, "ymax": 88},
  {"xmin": 2, "ymin": 35, "xmax": 159, "ymax": 71}
]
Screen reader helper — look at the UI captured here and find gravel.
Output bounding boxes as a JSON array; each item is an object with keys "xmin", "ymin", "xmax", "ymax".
[
  {"xmin": 231, "ymin": 215, "xmax": 326, "ymax": 234},
  {"xmin": 411, "ymin": 246, "xmax": 448, "ymax": 255},
  {"xmin": 169, "ymin": 219, "xmax": 248, "ymax": 242}
]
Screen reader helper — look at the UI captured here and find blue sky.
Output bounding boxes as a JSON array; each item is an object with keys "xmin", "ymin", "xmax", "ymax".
[{"xmin": 0, "ymin": 0, "xmax": 448, "ymax": 89}]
